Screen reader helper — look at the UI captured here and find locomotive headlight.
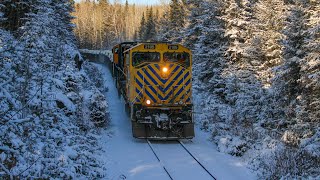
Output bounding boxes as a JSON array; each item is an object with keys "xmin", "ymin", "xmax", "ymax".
[
  {"xmin": 146, "ymin": 100, "xmax": 151, "ymax": 105},
  {"xmin": 162, "ymin": 67, "xmax": 168, "ymax": 73}
]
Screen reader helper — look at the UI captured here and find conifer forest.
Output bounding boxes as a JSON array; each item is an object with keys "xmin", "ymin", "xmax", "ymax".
[{"xmin": 0, "ymin": 0, "xmax": 319, "ymax": 179}]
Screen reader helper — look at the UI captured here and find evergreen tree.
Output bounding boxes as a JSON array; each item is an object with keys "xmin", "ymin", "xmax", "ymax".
[
  {"xmin": 169, "ymin": 0, "xmax": 185, "ymax": 29},
  {"xmin": 18, "ymin": 0, "xmax": 62, "ymax": 118},
  {"xmin": 160, "ymin": 0, "xmax": 187, "ymax": 42},
  {"xmin": 123, "ymin": 0, "xmax": 129, "ymax": 40},
  {"xmin": 52, "ymin": 0, "xmax": 78, "ymax": 62},
  {"xmin": 0, "ymin": 0, "xmax": 32, "ymax": 32},
  {"xmin": 276, "ymin": 3, "xmax": 306, "ymax": 106},
  {"xmin": 133, "ymin": 30, "xmax": 138, "ymax": 41},
  {"xmin": 144, "ymin": 7, "xmax": 157, "ymax": 41},
  {"xmin": 253, "ymin": 0, "xmax": 286, "ymax": 86},
  {"xmin": 299, "ymin": 1, "xmax": 320, "ymax": 123},
  {"xmin": 0, "ymin": 0, "xmax": 107, "ymax": 178},
  {"xmin": 139, "ymin": 12, "xmax": 146, "ymax": 41},
  {"xmin": 99, "ymin": 0, "xmax": 116, "ymax": 48},
  {"xmin": 222, "ymin": 0, "xmax": 253, "ymax": 62},
  {"xmin": 154, "ymin": 9, "xmax": 160, "ymax": 37},
  {"xmin": 269, "ymin": 2, "xmax": 307, "ymax": 132}
]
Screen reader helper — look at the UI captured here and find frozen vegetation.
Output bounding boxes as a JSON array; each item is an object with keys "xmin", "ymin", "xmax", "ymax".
[
  {"xmin": 0, "ymin": 1, "xmax": 109, "ymax": 179},
  {"xmin": 1, "ymin": 0, "xmax": 319, "ymax": 179},
  {"xmin": 157, "ymin": 0, "xmax": 320, "ymax": 179}
]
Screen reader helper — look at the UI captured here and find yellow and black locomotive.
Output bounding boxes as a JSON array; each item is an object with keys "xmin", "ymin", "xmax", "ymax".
[{"xmin": 112, "ymin": 42, "xmax": 194, "ymax": 139}]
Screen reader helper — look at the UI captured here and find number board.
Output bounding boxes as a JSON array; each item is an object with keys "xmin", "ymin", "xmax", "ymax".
[
  {"xmin": 168, "ymin": 45, "xmax": 179, "ymax": 50},
  {"xmin": 144, "ymin": 44, "xmax": 156, "ymax": 49}
]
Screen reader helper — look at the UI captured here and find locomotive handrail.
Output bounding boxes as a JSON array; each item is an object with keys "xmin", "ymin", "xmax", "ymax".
[
  {"xmin": 115, "ymin": 65, "xmax": 127, "ymax": 78},
  {"xmin": 131, "ymin": 85, "xmax": 144, "ymax": 104},
  {"xmin": 131, "ymin": 68, "xmax": 146, "ymax": 104}
]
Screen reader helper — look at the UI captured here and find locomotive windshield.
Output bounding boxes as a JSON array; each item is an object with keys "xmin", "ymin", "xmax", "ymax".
[
  {"xmin": 132, "ymin": 52, "xmax": 160, "ymax": 66},
  {"xmin": 163, "ymin": 52, "xmax": 190, "ymax": 67}
]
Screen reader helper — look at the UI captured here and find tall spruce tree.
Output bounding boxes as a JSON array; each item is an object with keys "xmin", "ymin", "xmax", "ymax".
[
  {"xmin": 169, "ymin": 0, "xmax": 185, "ymax": 29},
  {"xmin": 139, "ymin": 12, "xmax": 146, "ymax": 41},
  {"xmin": 222, "ymin": 0, "xmax": 253, "ymax": 62},
  {"xmin": 144, "ymin": 7, "xmax": 157, "ymax": 41},
  {"xmin": 0, "ymin": 0, "xmax": 32, "ymax": 32},
  {"xmin": 275, "ymin": 3, "xmax": 306, "ymax": 108},
  {"xmin": 123, "ymin": 0, "xmax": 129, "ymax": 40},
  {"xmin": 299, "ymin": 1, "xmax": 320, "ymax": 123},
  {"xmin": 160, "ymin": 0, "xmax": 187, "ymax": 42},
  {"xmin": 253, "ymin": 0, "xmax": 286, "ymax": 86}
]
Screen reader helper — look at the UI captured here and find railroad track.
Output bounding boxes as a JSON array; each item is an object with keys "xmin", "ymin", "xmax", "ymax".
[
  {"xmin": 147, "ymin": 139, "xmax": 217, "ymax": 180},
  {"xmin": 147, "ymin": 140, "xmax": 174, "ymax": 180}
]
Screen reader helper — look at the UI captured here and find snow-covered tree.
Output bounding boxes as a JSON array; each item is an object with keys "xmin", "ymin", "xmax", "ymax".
[
  {"xmin": 147, "ymin": 7, "xmax": 157, "ymax": 40},
  {"xmin": 253, "ymin": 0, "xmax": 286, "ymax": 85},
  {"xmin": 138, "ymin": 12, "xmax": 146, "ymax": 40},
  {"xmin": 169, "ymin": 0, "xmax": 185, "ymax": 30},
  {"xmin": 156, "ymin": 0, "xmax": 320, "ymax": 178},
  {"xmin": 221, "ymin": 0, "xmax": 252, "ymax": 62},
  {"xmin": 0, "ymin": 0, "xmax": 108, "ymax": 178},
  {"xmin": 273, "ymin": 3, "xmax": 306, "ymax": 116},
  {"xmin": 299, "ymin": 1, "xmax": 320, "ymax": 123},
  {"xmin": 160, "ymin": 0, "xmax": 188, "ymax": 42},
  {"xmin": 0, "ymin": 0, "xmax": 32, "ymax": 32}
]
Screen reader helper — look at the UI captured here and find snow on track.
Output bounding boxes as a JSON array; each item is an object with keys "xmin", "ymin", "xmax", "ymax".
[
  {"xmin": 148, "ymin": 140, "xmax": 215, "ymax": 180},
  {"xmin": 179, "ymin": 129, "xmax": 257, "ymax": 180},
  {"xmin": 95, "ymin": 62, "xmax": 257, "ymax": 180}
]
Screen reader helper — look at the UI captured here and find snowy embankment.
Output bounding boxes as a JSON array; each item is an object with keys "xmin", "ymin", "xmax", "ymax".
[
  {"xmin": 0, "ymin": 58, "xmax": 108, "ymax": 178},
  {"xmin": 94, "ymin": 63, "xmax": 257, "ymax": 180}
]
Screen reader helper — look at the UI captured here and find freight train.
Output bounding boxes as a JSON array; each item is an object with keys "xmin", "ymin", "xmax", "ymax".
[{"xmin": 112, "ymin": 42, "xmax": 194, "ymax": 139}]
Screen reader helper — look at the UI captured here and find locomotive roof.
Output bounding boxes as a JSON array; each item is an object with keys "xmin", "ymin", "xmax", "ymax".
[{"xmin": 123, "ymin": 42, "xmax": 190, "ymax": 53}]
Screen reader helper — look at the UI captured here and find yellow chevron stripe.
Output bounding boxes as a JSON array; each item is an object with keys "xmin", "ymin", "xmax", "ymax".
[
  {"xmin": 173, "ymin": 75, "xmax": 191, "ymax": 94},
  {"xmin": 183, "ymin": 89, "xmax": 192, "ymax": 103},
  {"xmin": 164, "ymin": 65, "xmax": 182, "ymax": 87},
  {"xmin": 144, "ymin": 65, "xmax": 186, "ymax": 98},
  {"xmin": 151, "ymin": 64, "xmax": 179, "ymax": 87},
  {"xmin": 145, "ymin": 67, "xmax": 163, "ymax": 87},
  {"xmin": 174, "ymin": 76, "xmax": 191, "ymax": 101},
  {"xmin": 132, "ymin": 65, "xmax": 192, "ymax": 105},
  {"xmin": 141, "ymin": 69, "xmax": 165, "ymax": 98},
  {"xmin": 145, "ymin": 64, "xmax": 185, "ymax": 91},
  {"xmin": 171, "ymin": 71, "xmax": 189, "ymax": 93},
  {"xmin": 150, "ymin": 64, "xmax": 161, "ymax": 75},
  {"xmin": 162, "ymin": 66, "xmax": 186, "ymax": 103},
  {"xmin": 175, "ymin": 79, "xmax": 191, "ymax": 103},
  {"xmin": 174, "ymin": 86, "xmax": 185, "ymax": 101},
  {"xmin": 135, "ymin": 78, "xmax": 143, "ymax": 102},
  {"xmin": 135, "ymin": 71, "xmax": 159, "ymax": 103}
]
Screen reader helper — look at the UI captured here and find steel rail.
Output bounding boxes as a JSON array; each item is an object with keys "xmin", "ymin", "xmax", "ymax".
[
  {"xmin": 147, "ymin": 140, "xmax": 174, "ymax": 180},
  {"xmin": 178, "ymin": 140, "xmax": 217, "ymax": 180}
]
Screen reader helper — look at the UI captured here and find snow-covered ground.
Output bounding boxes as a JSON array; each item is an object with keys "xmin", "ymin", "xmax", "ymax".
[{"xmin": 95, "ymin": 63, "xmax": 257, "ymax": 180}]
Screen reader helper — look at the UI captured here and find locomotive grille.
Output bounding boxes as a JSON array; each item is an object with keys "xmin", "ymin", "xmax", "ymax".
[{"xmin": 134, "ymin": 63, "xmax": 191, "ymax": 105}]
